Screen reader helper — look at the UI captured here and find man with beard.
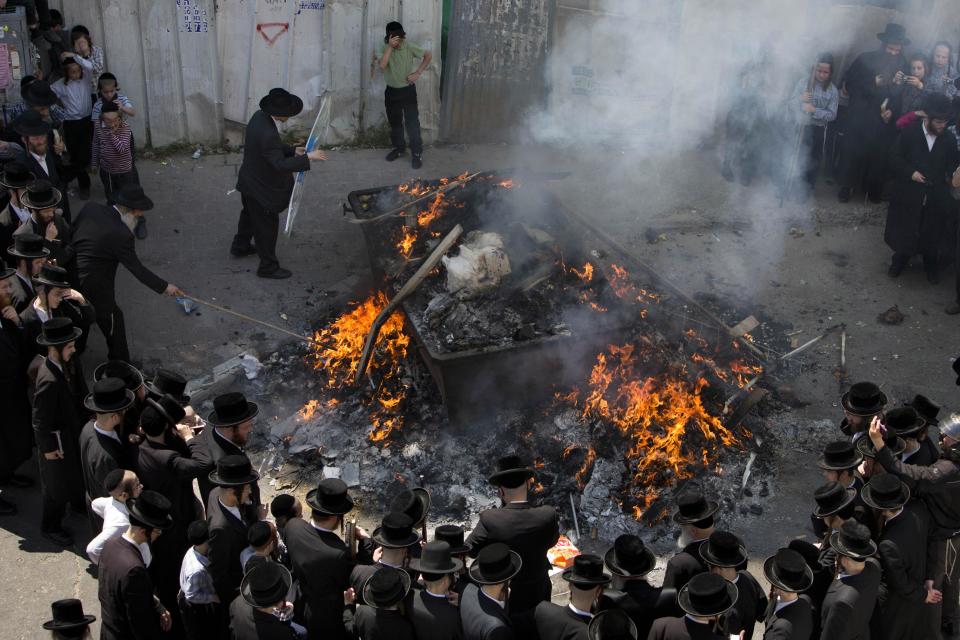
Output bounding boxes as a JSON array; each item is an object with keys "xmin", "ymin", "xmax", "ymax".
[
  {"xmin": 12, "ymin": 108, "xmax": 70, "ymax": 222},
  {"xmin": 207, "ymin": 455, "xmax": 261, "ymax": 609},
  {"xmin": 93, "ymin": 359, "xmax": 147, "ymax": 448},
  {"xmin": 18, "ymin": 263, "xmax": 94, "ymax": 356},
  {"xmin": 14, "ymin": 178, "xmax": 73, "ymax": 278},
  {"xmin": 0, "ymin": 160, "xmax": 35, "ymax": 267},
  {"xmin": 6, "ymin": 232, "xmax": 46, "ymax": 312},
  {"xmin": 0, "ymin": 267, "xmax": 33, "ymax": 511},
  {"xmin": 884, "ymin": 93, "xmax": 959, "ymax": 282},
  {"xmin": 196, "ymin": 392, "xmax": 261, "ymax": 514},
  {"xmin": 837, "ymin": 23, "xmax": 909, "ymax": 203},
  {"xmin": 71, "ymin": 182, "xmax": 181, "ymax": 361},
  {"xmin": 662, "ymin": 487, "xmax": 716, "ymax": 591},
  {"xmin": 838, "ymin": 381, "xmax": 887, "ymax": 440}
]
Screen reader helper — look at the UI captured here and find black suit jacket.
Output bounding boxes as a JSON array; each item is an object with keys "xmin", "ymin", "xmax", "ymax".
[
  {"xmin": 97, "ymin": 535, "xmax": 164, "ymax": 640},
  {"xmin": 902, "ymin": 438, "xmax": 939, "ymax": 467},
  {"xmin": 0, "ymin": 316, "xmax": 32, "ymax": 476},
  {"xmin": 412, "ymin": 589, "xmax": 462, "ymax": 640},
  {"xmin": 9, "ymin": 271, "xmax": 33, "ymax": 313},
  {"xmin": 728, "ymin": 570, "xmax": 768, "ymax": 640},
  {"xmin": 460, "ymin": 583, "xmax": 514, "ymax": 640},
  {"xmin": 71, "ymin": 202, "xmax": 167, "ymax": 307},
  {"xmin": 79, "ymin": 420, "xmax": 127, "ymax": 501},
  {"xmin": 662, "ymin": 540, "xmax": 708, "ymax": 591},
  {"xmin": 353, "ymin": 606, "xmax": 416, "ymax": 640},
  {"xmin": 236, "ymin": 110, "xmax": 310, "ymax": 212},
  {"xmin": 135, "ymin": 433, "xmax": 206, "ymax": 524},
  {"xmin": 647, "ymin": 616, "xmax": 723, "ymax": 640},
  {"xmin": 762, "ymin": 597, "xmax": 813, "ymax": 640},
  {"xmin": 18, "ymin": 146, "xmax": 71, "ymax": 222},
  {"xmin": 207, "ymin": 489, "xmax": 251, "ymax": 605},
  {"xmin": 284, "ymin": 517, "xmax": 355, "ymax": 639},
  {"xmin": 601, "ymin": 580, "xmax": 679, "ymax": 640},
  {"xmin": 33, "ymin": 357, "xmax": 86, "ymax": 455},
  {"xmin": 195, "ymin": 425, "xmax": 261, "ymax": 512},
  {"xmin": 534, "ymin": 602, "xmax": 590, "ymax": 640},
  {"xmin": 820, "ymin": 558, "xmax": 880, "ymax": 640},
  {"xmin": 465, "ymin": 502, "xmax": 559, "ymax": 613},
  {"xmin": 0, "ymin": 203, "xmax": 21, "ymax": 267},
  {"xmin": 228, "ymin": 595, "xmax": 298, "ymax": 640},
  {"xmin": 19, "ymin": 298, "xmax": 95, "ymax": 356},
  {"xmin": 874, "ymin": 502, "xmax": 930, "ymax": 639},
  {"xmin": 13, "ymin": 212, "xmax": 74, "ymax": 273}
]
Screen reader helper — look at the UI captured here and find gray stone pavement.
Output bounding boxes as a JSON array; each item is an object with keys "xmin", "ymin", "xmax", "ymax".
[{"xmin": 3, "ymin": 141, "xmax": 960, "ymax": 636}]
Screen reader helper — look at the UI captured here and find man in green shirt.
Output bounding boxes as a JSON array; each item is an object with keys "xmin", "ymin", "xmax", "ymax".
[{"xmin": 376, "ymin": 21, "xmax": 432, "ymax": 169}]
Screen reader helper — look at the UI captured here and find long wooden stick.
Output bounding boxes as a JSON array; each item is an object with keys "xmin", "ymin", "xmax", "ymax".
[
  {"xmin": 353, "ymin": 224, "xmax": 463, "ymax": 383},
  {"xmin": 181, "ymin": 294, "xmax": 319, "ymax": 345},
  {"xmin": 348, "ymin": 173, "xmax": 481, "ymax": 225}
]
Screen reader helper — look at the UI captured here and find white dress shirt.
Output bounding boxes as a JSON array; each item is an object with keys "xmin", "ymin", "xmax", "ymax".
[{"xmin": 86, "ymin": 497, "xmax": 129, "ymax": 564}]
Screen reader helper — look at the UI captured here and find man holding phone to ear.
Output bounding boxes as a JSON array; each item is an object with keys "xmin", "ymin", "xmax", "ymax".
[{"xmin": 377, "ymin": 21, "xmax": 432, "ymax": 170}]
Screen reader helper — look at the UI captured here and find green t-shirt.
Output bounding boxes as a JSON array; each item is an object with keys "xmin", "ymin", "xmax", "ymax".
[{"xmin": 377, "ymin": 40, "xmax": 426, "ymax": 89}]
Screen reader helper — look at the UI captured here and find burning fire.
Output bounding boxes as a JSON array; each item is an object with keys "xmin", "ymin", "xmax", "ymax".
[{"xmin": 396, "ymin": 227, "xmax": 417, "ymax": 258}]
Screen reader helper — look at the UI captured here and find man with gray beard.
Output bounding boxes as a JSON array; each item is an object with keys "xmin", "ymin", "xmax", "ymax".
[{"xmin": 70, "ymin": 183, "xmax": 181, "ymax": 361}]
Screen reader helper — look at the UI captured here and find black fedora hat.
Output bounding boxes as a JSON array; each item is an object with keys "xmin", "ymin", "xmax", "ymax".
[
  {"xmin": 94, "ymin": 359, "xmax": 145, "ymax": 392},
  {"xmin": 21, "ymin": 178, "xmax": 61, "ymax": 209},
  {"xmin": 23, "ymin": 79, "xmax": 59, "ymax": 107},
  {"xmin": 37, "ymin": 317, "xmax": 82, "ymax": 346},
  {"xmin": 390, "ymin": 487, "xmax": 430, "ymax": 528},
  {"xmin": 434, "ymin": 524, "xmax": 470, "ymax": 555},
  {"xmin": 33, "ymin": 263, "xmax": 70, "ymax": 288},
  {"xmin": 562, "ymin": 554, "xmax": 612, "ymax": 587},
  {"xmin": 372, "ymin": 512, "xmax": 421, "ymax": 549},
  {"xmin": 830, "ymin": 520, "xmax": 877, "ymax": 561},
  {"xmin": 488, "ymin": 454, "xmax": 536, "ymax": 488},
  {"xmin": 763, "ymin": 548, "xmax": 814, "ymax": 593},
  {"xmin": 362, "ymin": 566, "xmax": 411, "ymax": 609},
  {"xmin": 469, "ymin": 543, "xmax": 522, "ymax": 585},
  {"xmin": 588, "ymin": 609, "xmax": 638, "ymax": 640},
  {"xmin": 817, "ymin": 441, "xmax": 863, "ymax": 471},
  {"xmin": 673, "ymin": 488, "xmax": 719, "ymax": 524},
  {"xmin": 145, "ymin": 368, "xmax": 190, "ymax": 405},
  {"xmin": 128, "ymin": 490, "xmax": 173, "ymax": 530},
  {"xmin": 409, "ymin": 540, "xmax": 464, "ymax": 574},
  {"xmin": 8, "ymin": 232, "xmax": 49, "ymax": 259},
  {"xmin": 112, "ymin": 183, "xmax": 154, "ymax": 211},
  {"xmin": 907, "ymin": 394, "xmax": 940, "ymax": 426},
  {"xmin": 877, "ymin": 23, "xmax": 910, "ymax": 46},
  {"xmin": 699, "ymin": 530, "xmax": 747, "ymax": 568},
  {"xmin": 83, "ymin": 376, "xmax": 135, "ymax": 413},
  {"xmin": 42, "ymin": 598, "xmax": 96, "ymax": 632},
  {"xmin": 241, "ymin": 561, "xmax": 292, "ymax": 608},
  {"xmin": 856, "ymin": 432, "xmax": 905, "ymax": 458},
  {"xmin": 13, "ymin": 109, "xmax": 52, "ymax": 137},
  {"xmin": 861, "ymin": 474, "xmax": 910, "ymax": 511},
  {"xmin": 208, "ymin": 392, "xmax": 259, "ymax": 427},
  {"xmin": 0, "ymin": 267, "xmax": 12, "ymax": 281},
  {"xmin": 259, "ymin": 88, "xmax": 304, "ymax": 118},
  {"xmin": 147, "ymin": 394, "xmax": 187, "ymax": 428},
  {"xmin": 385, "ymin": 21, "xmax": 406, "ymax": 38},
  {"xmin": 841, "ymin": 382, "xmax": 887, "ymax": 416},
  {"xmin": 209, "ymin": 454, "xmax": 260, "ymax": 487},
  {"xmin": 677, "ymin": 572, "xmax": 738, "ymax": 617},
  {"xmin": 812, "ymin": 481, "xmax": 856, "ymax": 518},
  {"xmin": 885, "ymin": 407, "xmax": 925, "ymax": 438},
  {"xmin": 306, "ymin": 478, "xmax": 354, "ymax": 515},
  {"xmin": 0, "ymin": 160, "xmax": 35, "ymax": 189},
  {"xmin": 604, "ymin": 534, "xmax": 656, "ymax": 578},
  {"xmin": 925, "ymin": 93, "xmax": 954, "ymax": 121}
]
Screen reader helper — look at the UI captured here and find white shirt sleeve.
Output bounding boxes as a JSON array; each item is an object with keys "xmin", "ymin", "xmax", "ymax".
[{"xmin": 91, "ymin": 496, "xmax": 110, "ymax": 518}]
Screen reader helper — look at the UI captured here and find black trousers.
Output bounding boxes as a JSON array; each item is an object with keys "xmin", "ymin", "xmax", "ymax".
[
  {"xmin": 803, "ymin": 125, "xmax": 826, "ymax": 187},
  {"xmin": 38, "ymin": 452, "xmax": 84, "ymax": 532},
  {"xmin": 178, "ymin": 592, "xmax": 221, "ymax": 640},
  {"xmin": 385, "ymin": 85, "xmax": 422, "ymax": 156},
  {"xmin": 99, "ymin": 167, "xmax": 141, "ymax": 204},
  {"xmin": 84, "ymin": 293, "xmax": 130, "ymax": 362},
  {"xmin": 233, "ymin": 194, "xmax": 280, "ymax": 273},
  {"xmin": 839, "ymin": 126, "xmax": 889, "ymax": 197},
  {"xmin": 62, "ymin": 119, "xmax": 92, "ymax": 189}
]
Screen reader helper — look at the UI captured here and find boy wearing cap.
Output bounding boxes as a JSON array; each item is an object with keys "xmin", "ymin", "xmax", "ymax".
[
  {"xmin": 179, "ymin": 520, "xmax": 220, "ymax": 640},
  {"xmin": 376, "ymin": 21, "xmax": 432, "ymax": 170},
  {"xmin": 86, "ymin": 468, "xmax": 141, "ymax": 564}
]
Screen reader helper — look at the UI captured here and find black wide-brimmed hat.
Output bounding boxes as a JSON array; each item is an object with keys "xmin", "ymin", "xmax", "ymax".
[
  {"xmin": 37, "ymin": 317, "xmax": 82, "ymax": 346},
  {"xmin": 83, "ymin": 376, "xmax": 136, "ymax": 413},
  {"xmin": 94, "ymin": 359, "xmax": 144, "ymax": 392},
  {"xmin": 763, "ymin": 548, "xmax": 814, "ymax": 593},
  {"xmin": 885, "ymin": 407, "xmax": 926, "ymax": 438},
  {"xmin": 604, "ymin": 534, "xmax": 656, "ymax": 578},
  {"xmin": 363, "ymin": 566, "xmax": 411, "ymax": 609},
  {"xmin": 877, "ymin": 23, "xmax": 910, "ymax": 46},
  {"xmin": 385, "ymin": 21, "xmax": 406, "ymax": 38},
  {"xmin": 907, "ymin": 394, "xmax": 940, "ymax": 426},
  {"xmin": 241, "ymin": 561, "xmax": 292, "ymax": 608},
  {"xmin": 23, "ymin": 79, "xmax": 59, "ymax": 108},
  {"xmin": 33, "ymin": 263, "xmax": 70, "ymax": 288},
  {"xmin": 830, "ymin": 520, "xmax": 877, "ymax": 561},
  {"xmin": 861, "ymin": 474, "xmax": 910, "ymax": 511},
  {"xmin": 488, "ymin": 454, "xmax": 536, "ymax": 488},
  {"xmin": 209, "ymin": 454, "xmax": 260, "ymax": 487},
  {"xmin": 434, "ymin": 524, "xmax": 470, "ymax": 555},
  {"xmin": 0, "ymin": 267, "xmax": 12, "ymax": 281},
  {"xmin": 673, "ymin": 488, "xmax": 719, "ymax": 525},
  {"xmin": 20, "ymin": 178, "xmax": 61, "ymax": 209},
  {"xmin": 42, "ymin": 598, "xmax": 96, "ymax": 632},
  {"xmin": 409, "ymin": 540, "xmax": 463, "ymax": 574},
  {"xmin": 306, "ymin": 478, "xmax": 354, "ymax": 515},
  {"xmin": 208, "ymin": 392, "xmax": 259, "ymax": 427},
  {"xmin": 700, "ymin": 531, "xmax": 747, "ymax": 568},
  {"xmin": 562, "ymin": 554, "xmax": 612, "ymax": 587},
  {"xmin": 147, "ymin": 394, "xmax": 187, "ymax": 428},
  {"xmin": 677, "ymin": 572, "xmax": 738, "ymax": 618},
  {"xmin": 372, "ymin": 512, "xmax": 421, "ymax": 549},
  {"xmin": 469, "ymin": 543, "xmax": 522, "ymax": 585},
  {"xmin": 145, "ymin": 369, "xmax": 190, "ymax": 405},
  {"xmin": 817, "ymin": 441, "xmax": 863, "ymax": 471},
  {"xmin": 812, "ymin": 481, "xmax": 856, "ymax": 518},
  {"xmin": 128, "ymin": 490, "xmax": 173, "ymax": 530},
  {"xmin": 925, "ymin": 93, "xmax": 954, "ymax": 121},
  {"xmin": 13, "ymin": 109, "xmax": 52, "ymax": 137},
  {"xmin": 856, "ymin": 432, "xmax": 905, "ymax": 458},
  {"xmin": 112, "ymin": 183, "xmax": 154, "ymax": 211},
  {"xmin": 259, "ymin": 88, "xmax": 304, "ymax": 118},
  {"xmin": 390, "ymin": 487, "xmax": 430, "ymax": 528},
  {"xmin": 588, "ymin": 609, "xmax": 638, "ymax": 640},
  {"xmin": 0, "ymin": 160, "xmax": 35, "ymax": 189},
  {"xmin": 841, "ymin": 382, "xmax": 887, "ymax": 416},
  {"xmin": 8, "ymin": 232, "xmax": 49, "ymax": 259}
]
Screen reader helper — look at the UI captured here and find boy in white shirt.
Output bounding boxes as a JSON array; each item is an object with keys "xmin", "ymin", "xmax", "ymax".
[{"xmin": 85, "ymin": 468, "xmax": 142, "ymax": 564}]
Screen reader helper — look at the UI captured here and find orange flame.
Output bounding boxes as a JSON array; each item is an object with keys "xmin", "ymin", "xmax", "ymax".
[
  {"xmin": 299, "ymin": 399, "xmax": 320, "ymax": 420},
  {"xmin": 570, "ymin": 262, "xmax": 594, "ymax": 282},
  {"xmin": 498, "ymin": 179, "xmax": 515, "ymax": 189},
  {"xmin": 396, "ymin": 226, "xmax": 417, "ymax": 258}
]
